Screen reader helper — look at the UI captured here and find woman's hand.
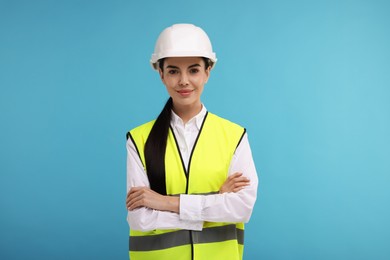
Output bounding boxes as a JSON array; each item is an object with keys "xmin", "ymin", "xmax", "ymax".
[
  {"xmin": 219, "ymin": 172, "xmax": 250, "ymax": 194},
  {"xmin": 126, "ymin": 187, "xmax": 179, "ymax": 213}
]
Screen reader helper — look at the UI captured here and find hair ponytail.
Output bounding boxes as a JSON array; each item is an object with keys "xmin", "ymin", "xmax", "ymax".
[{"xmin": 144, "ymin": 97, "xmax": 172, "ymax": 195}]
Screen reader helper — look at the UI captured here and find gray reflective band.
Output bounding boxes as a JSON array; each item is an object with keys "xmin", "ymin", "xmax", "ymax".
[
  {"xmin": 129, "ymin": 225, "xmax": 244, "ymax": 252},
  {"xmin": 130, "ymin": 230, "xmax": 191, "ymax": 251},
  {"xmin": 193, "ymin": 224, "xmax": 244, "ymax": 245},
  {"xmin": 237, "ymin": 228, "xmax": 244, "ymax": 245}
]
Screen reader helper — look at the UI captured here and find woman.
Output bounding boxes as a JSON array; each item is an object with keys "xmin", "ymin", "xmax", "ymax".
[{"xmin": 126, "ymin": 24, "xmax": 258, "ymax": 260}]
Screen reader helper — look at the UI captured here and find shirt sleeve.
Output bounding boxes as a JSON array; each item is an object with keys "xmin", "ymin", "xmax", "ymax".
[
  {"xmin": 126, "ymin": 138, "xmax": 204, "ymax": 232},
  {"xmin": 179, "ymin": 133, "xmax": 258, "ymax": 223}
]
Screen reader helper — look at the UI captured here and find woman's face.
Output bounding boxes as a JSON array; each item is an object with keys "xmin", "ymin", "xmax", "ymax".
[{"xmin": 159, "ymin": 57, "xmax": 210, "ymax": 109}]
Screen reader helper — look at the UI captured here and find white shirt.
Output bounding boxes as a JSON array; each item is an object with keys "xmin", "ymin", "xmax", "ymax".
[{"xmin": 126, "ymin": 106, "xmax": 258, "ymax": 231}]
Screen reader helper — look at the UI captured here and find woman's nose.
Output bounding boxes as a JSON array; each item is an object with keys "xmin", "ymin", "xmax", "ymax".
[{"xmin": 179, "ymin": 72, "xmax": 189, "ymax": 86}]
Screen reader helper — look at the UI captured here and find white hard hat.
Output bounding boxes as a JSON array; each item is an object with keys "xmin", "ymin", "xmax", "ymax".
[{"xmin": 150, "ymin": 24, "xmax": 217, "ymax": 70}]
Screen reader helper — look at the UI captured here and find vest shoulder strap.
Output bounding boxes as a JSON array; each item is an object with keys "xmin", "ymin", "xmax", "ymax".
[{"xmin": 127, "ymin": 120, "xmax": 155, "ymax": 167}]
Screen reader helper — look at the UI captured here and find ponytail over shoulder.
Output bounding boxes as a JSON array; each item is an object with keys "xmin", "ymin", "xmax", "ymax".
[{"xmin": 144, "ymin": 97, "xmax": 173, "ymax": 195}]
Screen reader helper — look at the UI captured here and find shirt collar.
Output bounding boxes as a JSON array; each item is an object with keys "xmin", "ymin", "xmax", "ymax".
[{"xmin": 171, "ymin": 105, "xmax": 207, "ymax": 130}]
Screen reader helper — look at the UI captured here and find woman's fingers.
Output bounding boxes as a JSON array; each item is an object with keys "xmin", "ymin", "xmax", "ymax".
[
  {"xmin": 220, "ymin": 172, "xmax": 250, "ymax": 194},
  {"xmin": 227, "ymin": 172, "xmax": 243, "ymax": 180},
  {"xmin": 126, "ymin": 187, "xmax": 151, "ymax": 210},
  {"xmin": 232, "ymin": 181, "xmax": 250, "ymax": 192},
  {"xmin": 126, "ymin": 187, "xmax": 175, "ymax": 212},
  {"xmin": 228, "ymin": 176, "xmax": 250, "ymax": 188}
]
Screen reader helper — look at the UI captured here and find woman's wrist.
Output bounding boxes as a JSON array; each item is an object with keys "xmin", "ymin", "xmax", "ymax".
[{"xmin": 165, "ymin": 196, "xmax": 180, "ymax": 213}]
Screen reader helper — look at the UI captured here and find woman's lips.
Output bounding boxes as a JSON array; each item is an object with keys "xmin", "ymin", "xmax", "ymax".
[{"xmin": 177, "ymin": 89, "xmax": 193, "ymax": 97}]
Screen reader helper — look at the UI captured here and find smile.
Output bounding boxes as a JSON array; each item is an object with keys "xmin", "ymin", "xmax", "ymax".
[{"xmin": 177, "ymin": 89, "xmax": 194, "ymax": 97}]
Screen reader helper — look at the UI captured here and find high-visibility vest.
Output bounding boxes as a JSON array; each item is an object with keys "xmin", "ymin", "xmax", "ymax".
[{"xmin": 128, "ymin": 112, "xmax": 246, "ymax": 260}]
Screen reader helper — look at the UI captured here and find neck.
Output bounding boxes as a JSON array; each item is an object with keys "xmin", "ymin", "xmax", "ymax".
[{"xmin": 172, "ymin": 102, "xmax": 202, "ymax": 124}]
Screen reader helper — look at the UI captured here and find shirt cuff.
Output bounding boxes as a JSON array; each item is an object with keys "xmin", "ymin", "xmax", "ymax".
[
  {"xmin": 179, "ymin": 194, "xmax": 203, "ymax": 221},
  {"xmin": 181, "ymin": 219, "xmax": 203, "ymax": 231}
]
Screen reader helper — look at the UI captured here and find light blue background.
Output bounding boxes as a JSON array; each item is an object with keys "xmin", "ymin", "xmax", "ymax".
[{"xmin": 1, "ymin": 0, "xmax": 389, "ymax": 259}]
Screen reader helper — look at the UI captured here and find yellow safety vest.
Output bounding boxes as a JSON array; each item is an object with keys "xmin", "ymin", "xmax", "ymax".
[{"xmin": 128, "ymin": 112, "xmax": 246, "ymax": 260}]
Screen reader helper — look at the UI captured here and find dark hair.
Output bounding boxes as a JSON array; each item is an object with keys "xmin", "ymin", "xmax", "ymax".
[
  {"xmin": 145, "ymin": 57, "xmax": 210, "ymax": 195},
  {"xmin": 144, "ymin": 97, "xmax": 172, "ymax": 195}
]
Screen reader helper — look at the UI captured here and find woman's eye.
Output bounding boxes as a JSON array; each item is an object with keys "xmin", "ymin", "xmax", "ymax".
[
  {"xmin": 189, "ymin": 68, "xmax": 199, "ymax": 74},
  {"xmin": 168, "ymin": 70, "xmax": 178, "ymax": 75}
]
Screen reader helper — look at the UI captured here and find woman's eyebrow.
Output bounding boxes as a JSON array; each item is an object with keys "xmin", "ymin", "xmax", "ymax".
[
  {"xmin": 166, "ymin": 65, "xmax": 179, "ymax": 69},
  {"xmin": 166, "ymin": 64, "xmax": 201, "ymax": 69},
  {"xmin": 188, "ymin": 64, "xmax": 201, "ymax": 68}
]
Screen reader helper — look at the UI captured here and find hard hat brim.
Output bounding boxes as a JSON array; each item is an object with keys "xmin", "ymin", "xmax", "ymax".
[{"xmin": 150, "ymin": 52, "xmax": 217, "ymax": 70}]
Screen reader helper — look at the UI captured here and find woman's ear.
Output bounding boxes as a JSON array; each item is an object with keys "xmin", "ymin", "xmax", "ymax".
[
  {"xmin": 159, "ymin": 68, "xmax": 165, "ymax": 82},
  {"xmin": 204, "ymin": 66, "xmax": 211, "ymax": 84}
]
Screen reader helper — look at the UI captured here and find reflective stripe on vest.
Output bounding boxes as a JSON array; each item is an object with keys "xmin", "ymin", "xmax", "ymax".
[
  {"xmin": 128, "ymin": 112, "xmax": 246, "ymax": 260},
  {"xmin": 130, "ymin": 224, "xmax": 244, "ymax": 251}
]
